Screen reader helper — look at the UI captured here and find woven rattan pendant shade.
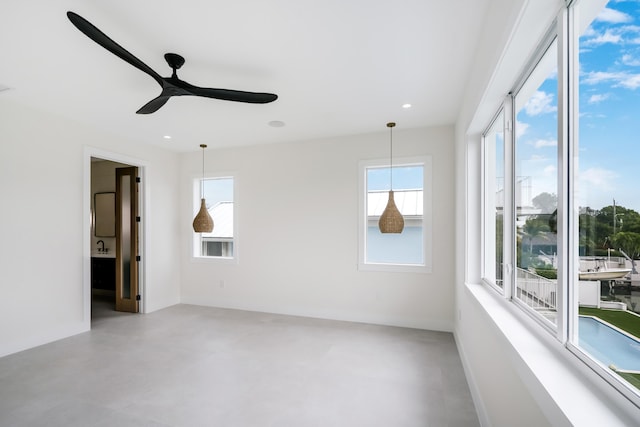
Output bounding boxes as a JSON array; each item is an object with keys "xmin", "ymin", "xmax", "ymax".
[
  {"xmin": 378, "ymin": 122, "xmax": 404, "ymax": 233},
  {"xmin": 379, "ymin": 190, "xmax": 404, "ymax": 233},
  {"xmin": 193, "ymin": 144, "xmax": 214, "ymax": 233},
  {"xmin": 193, "ymin": 198, "xmax": 214, "ymax": 232}
]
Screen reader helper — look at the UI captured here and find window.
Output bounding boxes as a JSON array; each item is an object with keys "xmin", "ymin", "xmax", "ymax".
[
  {"xmin": 359, "ymin": 157, "xmax": 432, "ymax": 273},
  {"xmin": 481, "ymin": 0, "xmax": 640, "ymax": 404},
  {"xmin": 193, "ymin": 176, "xmax": 235, "ymax": 260},
  {"xmin": 573, "ymin": 0, "xmax": 640, "ymax": 400},
  {"xmin": 514, "ymin": 36, "xmax": 559, "ymax": 327},
  {"xmin": 482, "ymin": 109, "xmax": 505, "ymax": 290}
]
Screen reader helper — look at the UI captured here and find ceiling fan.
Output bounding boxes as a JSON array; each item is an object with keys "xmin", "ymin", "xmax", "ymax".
[{"xmin": 66, "ymin": 11, "xmax": 278, "ymax": 114}]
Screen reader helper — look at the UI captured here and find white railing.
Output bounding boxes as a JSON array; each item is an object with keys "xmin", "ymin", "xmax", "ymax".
[{"xmin": 516, "ymin": 267, "xmax": 557, "ymax": 310}]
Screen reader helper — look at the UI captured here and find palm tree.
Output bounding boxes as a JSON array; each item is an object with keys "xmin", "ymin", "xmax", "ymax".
[{"xmin": 521, "ymin": 216, "xmax": 550, "ymax": 254}]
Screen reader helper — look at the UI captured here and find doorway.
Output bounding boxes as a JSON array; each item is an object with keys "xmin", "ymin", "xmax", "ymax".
[{"xmin": 87, "ymin": 152, "xmax": 145, "ymax": 324}]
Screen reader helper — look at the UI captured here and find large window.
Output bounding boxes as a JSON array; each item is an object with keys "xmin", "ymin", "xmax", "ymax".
[
  {"xmin": 193, "ymin": 176, "xmax": 235, "ymax": 260},
  {"xmin": 574, "ymin": 0, "xmax": 640, "ymax": 398},
  {"xmin": 359, "ymin": 157, "xmax": 432, "ymax": 272},
  {"xmin": 481, "ymin": 0, "xmax": 640, "ymax": 404}
]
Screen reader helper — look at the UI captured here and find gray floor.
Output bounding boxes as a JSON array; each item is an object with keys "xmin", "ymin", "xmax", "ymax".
[{"xmin": 0, "ymin": 297, "xmax": 479, "ymax": 427}]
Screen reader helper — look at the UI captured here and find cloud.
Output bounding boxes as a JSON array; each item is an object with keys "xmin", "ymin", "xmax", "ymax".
[
  {"xmin": 582, "ymin": 24, "xmax": 640, "ymax": 47},
  {"xmin": 523, "ymin": 91, "xmax": 557, "ymax": 116},
  {"xmin": 621, "ymin": 53, "xmax": 640, "ymax": 66},
  {"xmin": 620, "ymin": 25, "xmax": 640, "ymax": 45},
  {"xmin": 543, "ymin": 165, "xmax": 557, "ymax": 176},
  {"xmin": 579, "ymin": 167, "xmax": 618, "ymax": 191},
  {"xmin": 516, "ymin": 120, "xmax": 529, "ymax": 138},
  {"xmin": 575, "ymin": 166, "xmax": 622, "ymax": 211},
  {"xmin": 526, "ymin": 154, "xmax": 554, "ymax": 163},
  {"xmin": 585, "ymin": 29, "xmax": 623, "ymax": 45},
  {"xmin": 588, "ymin": 93, "xmax": 610, "ymax": 103},
  {"xmin": 596, "ymin": 7, "xmax": 632, "ymax": 24},
  {"xmin": 582, "ymin": 70, "xmax": 640, "ymax": 89},
  {"xmin": 583, "ymin": 71, "xmax": 623, "ymax": 84},
  {"xmin": 619, "ymin": 74, "xmax": 640, "ymax": 88},
  {"xmin": 582, "ymin": 26, "xmax": 597, "ymax": 38},
  {"xmin": 531, "ymin": 138, "xmax": 557, "ymax": 149}
]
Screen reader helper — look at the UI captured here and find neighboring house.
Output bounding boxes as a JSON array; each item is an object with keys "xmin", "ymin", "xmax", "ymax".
[
  {"xmin": 367, "ymin": 189, "xmax": 423, "ymax": 223},
  {"xmin": 201, "ymin": 201, "xmax": 234, "ymax": 257},
  {"xmin": 367, "ymin": 189, "xmax": 423, "ymax": 264}
]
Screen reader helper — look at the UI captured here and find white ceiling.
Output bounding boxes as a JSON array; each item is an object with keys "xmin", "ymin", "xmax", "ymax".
[{"xmin": 1, "ymin": 0, "xmax": 489, "ymax": 152}]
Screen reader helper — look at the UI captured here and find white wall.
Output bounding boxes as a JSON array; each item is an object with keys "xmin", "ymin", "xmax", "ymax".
[
  {"xmin": 180, "ymin": 126, "xmax": 455, "ymax": 331},
  {"xmin": 456, "ymin": 287, "xmax": 552, "ymax": 427},
  {"xmin": 453, "ymin": 0, "xmax": 568, "ymax": 424},
  {"xmin": 455, "ymin": 0, "xmax": 639, "ymax": 425},
  {"xmin": 0, "ymin": 100, "xmax": 181, "ymax": 357}
]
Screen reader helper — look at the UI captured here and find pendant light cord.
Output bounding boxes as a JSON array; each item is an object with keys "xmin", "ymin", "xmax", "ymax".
[
  {"xmin": 387, "ymin": 122, "xmax": 396, "ymax": 191},
  {"xmin": 200, "ymin": 144, "xmax": 207, "ymax": 199},
  {"xmin": 390, "ymin": 126, "xmax": 393, "ymax": 190}
]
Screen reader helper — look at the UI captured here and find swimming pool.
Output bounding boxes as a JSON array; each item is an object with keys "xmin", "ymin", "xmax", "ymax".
[{"xmin": 579, "ymin": 316, "xmax": 640, "ymax": 372}]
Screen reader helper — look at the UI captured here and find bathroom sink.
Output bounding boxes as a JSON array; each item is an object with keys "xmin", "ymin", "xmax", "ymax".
[{"xmin": 91, "ymin": 252, "xmax": 115, "ymax": 258}]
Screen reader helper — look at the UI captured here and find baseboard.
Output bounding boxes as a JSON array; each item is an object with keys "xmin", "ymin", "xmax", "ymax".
[
  {"xmin": 454, "ymin": 330, "xmax": 491, "ymax": 427},
  {"xmin": 179, "ymin": 298, "xmax": 453, "ymax": 332},
  {"xmin": 0, "ymin": 322, "xmax": 89, "ymax": 358}
]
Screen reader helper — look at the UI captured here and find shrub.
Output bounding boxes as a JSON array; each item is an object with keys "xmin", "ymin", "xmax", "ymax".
[{"xmin": 535, "ymin": 268, "xmax": 557, "ymax": 279}]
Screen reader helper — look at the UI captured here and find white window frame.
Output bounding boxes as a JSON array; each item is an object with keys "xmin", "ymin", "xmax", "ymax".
[
  {"xmin": 358, "ymin": 156, "xmax": 432, "ymax": 273},
  {"xmin": 481, "ymin": 107, "xmax": 507, "ymax": 295},
  {"xmin": 511, "ymin": 28, "xmax": 561, "ymax": 336},
  {"xmin": 565, "ymin": 0, "xmax": 640, "ymax": 406},
  {"xmin": 191, "ymin": 172, "xmax": 238, "ymax": 264},
  {"xmin": 479, "ymin": 2, "xmax": 640, "ymax": 408}
]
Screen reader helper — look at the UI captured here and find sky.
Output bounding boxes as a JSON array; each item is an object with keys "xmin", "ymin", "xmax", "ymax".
[
  {"xmin": 367, "ymin": 165, "xmax": 423, "ymax": 192},
  {"xmin": 202, "ymin": 177, "xmax": 233, "ymax": 208},
  {"xmin": 516, "ymin": 0, "xmax": 640, "ymax": 212}
]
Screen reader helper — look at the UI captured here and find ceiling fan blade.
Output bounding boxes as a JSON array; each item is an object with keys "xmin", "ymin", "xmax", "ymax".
[
  {"xmin": 68, "ymin": 11, "xmax": 278, "ymax": 113},
  {"xmin": 67, "ymin": 11, "xmax": 163, "ymax": 86},
  {"xmin": 136, "ymin": 95, "xmax": 171, "ymax": 114},
  {"xmin": 189, "ymin": 87, "xmax": 278, "ymax": 104}
]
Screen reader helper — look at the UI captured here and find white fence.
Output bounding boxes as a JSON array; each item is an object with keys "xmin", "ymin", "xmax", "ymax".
[{"xmin": 516, "ymin": 267, "xmax": 557, "ymax": 310}]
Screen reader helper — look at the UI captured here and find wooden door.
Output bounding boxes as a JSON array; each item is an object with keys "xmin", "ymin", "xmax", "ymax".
[{"xmin": 115, "ymin": 167, "xmax": 139, "ymax": 312}]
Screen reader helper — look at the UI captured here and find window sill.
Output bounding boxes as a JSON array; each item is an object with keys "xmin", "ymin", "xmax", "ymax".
[
  {"xmin": 357, "ymin": 262, "xmax": 431, "ymax": 274},
  {"xmin": 191, "ymin": 256, "xmax": 237, "ymax": 265},
  {"xmin": 464, "ymin": 282, "xmax": 638, "ymax": 426}
]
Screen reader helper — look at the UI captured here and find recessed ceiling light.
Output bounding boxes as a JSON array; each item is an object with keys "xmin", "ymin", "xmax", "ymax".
[
  {"xmin": 268, "ymin": 120, "xmax": 286, "ymax": 128},
  {"xmin": 402, "ymin": 103, "xmax": 412, "ymax": 109},
  {"xmin": 163, "ymin": 135, "xmax": 172, "ymax": 140}
]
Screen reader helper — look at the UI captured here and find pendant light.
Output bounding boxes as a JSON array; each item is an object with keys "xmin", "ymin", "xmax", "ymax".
[
  {"xmin": 193, "ymin": 144, "xmax": 214, "ymax": 233},
  {"xmin": 378, "ymin": 122, "xmax": 404, "ymax": 233}
]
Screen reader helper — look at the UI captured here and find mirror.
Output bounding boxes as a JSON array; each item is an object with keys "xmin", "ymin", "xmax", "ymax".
[{"xmin": 94, "ymin": 192, "xmax": 116, "ymax": 237}]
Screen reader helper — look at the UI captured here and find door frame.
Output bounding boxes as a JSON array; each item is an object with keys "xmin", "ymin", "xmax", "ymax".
[
  {"xmin": 83, "ymin": 146, "xmax": 148, "ymax": 325},
  {"xmin": 115, "ymin": 166, "xmax": 140, "ymax": 313}
]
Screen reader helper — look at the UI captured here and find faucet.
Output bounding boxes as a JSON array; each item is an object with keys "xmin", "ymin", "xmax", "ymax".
[{"xmin": 97, "ymin": 240, "xmax": 105, "ymax": 252}]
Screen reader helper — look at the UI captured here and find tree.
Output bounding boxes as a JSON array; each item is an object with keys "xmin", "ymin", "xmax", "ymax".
[
  {"xmin": 580, "ymin": 203, "xmax": 640, "ymax": 256},
  {"xmin": 521, "ymin": 216, "xmax": 551, "ymax": 254},
  {"xmin": 617, "ymin": 207, "xmax": 640, "ymax": 234},
  {"xmin": 612, "ymin": 231, "xmax": 640, "ymax": 259},
  {"xmin": 579, "ymin": 211, "xmax": 599, "ymax": 256},
  {"xmin": 532, "ymin": 192, "xmax": 557, "ymax": 214}
]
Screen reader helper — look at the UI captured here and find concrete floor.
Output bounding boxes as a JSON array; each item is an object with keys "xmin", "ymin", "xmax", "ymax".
[{"xmin": 0, "ymin": 299, "xmax": 479, "ymax": 426}]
